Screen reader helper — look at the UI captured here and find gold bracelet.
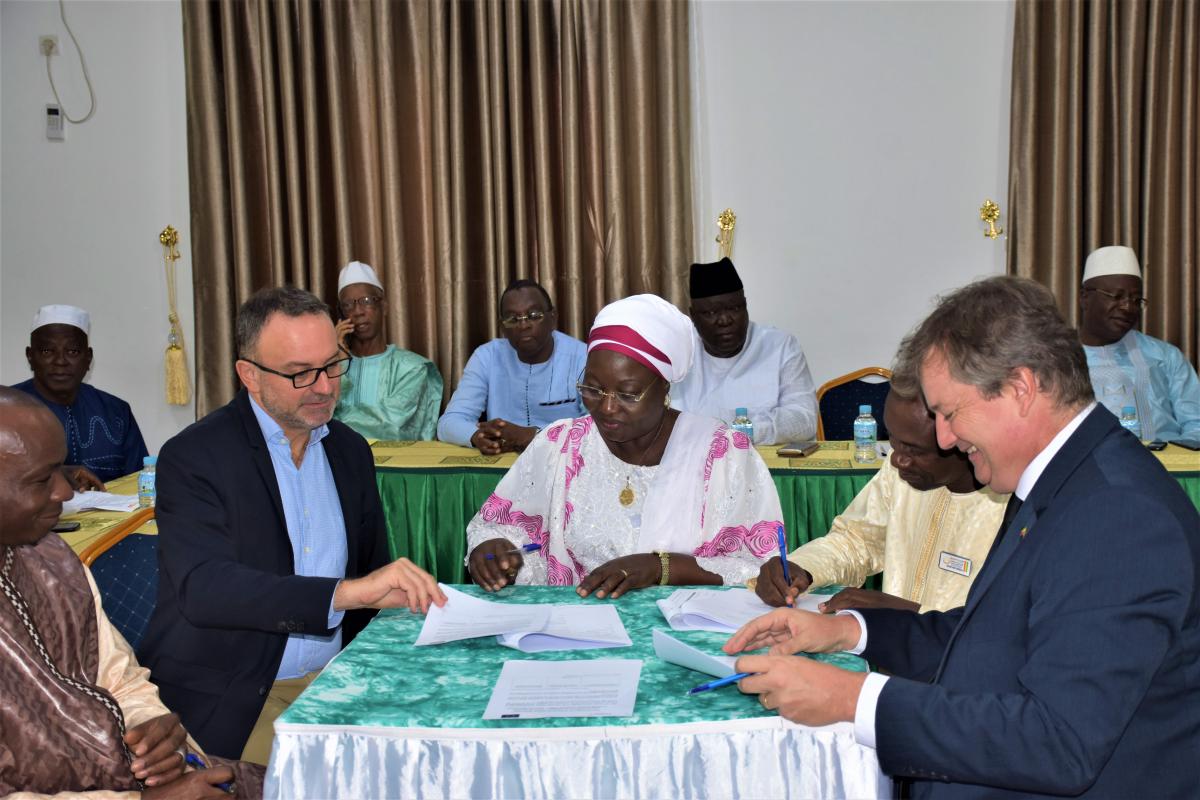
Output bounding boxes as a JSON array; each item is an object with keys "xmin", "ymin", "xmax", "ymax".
[{"xmin": 656, "ymin": 551, "xmax": 670, "ymax": 585}]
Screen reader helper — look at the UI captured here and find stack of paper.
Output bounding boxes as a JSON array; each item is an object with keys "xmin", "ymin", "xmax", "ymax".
[
  {"xmin": 483, "ymin": 659, "xmax": 643, "ymax": 719},
  {"xmin": 415, "ymin": 585, "xmax": 631, "ymax": 652},
  {"xmin": 651, "ymin": 629, "xmax": 738, "ymax": 678},
  {"xmin": 656, "ymin": 587, "xmax": 823, "ymax": 633},
  {"xmin": 62, "ymin": 491, "xmax": 140, "ymax": 515}
]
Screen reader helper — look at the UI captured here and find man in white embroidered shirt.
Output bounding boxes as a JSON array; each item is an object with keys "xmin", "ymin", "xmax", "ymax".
[
  {"xmin": 723, "ymin": 276, "xmax": 1199, "ymax": 798},
  {"xmin": 672, "ymin": 258, "xmax": 818, "ymax": 444}
]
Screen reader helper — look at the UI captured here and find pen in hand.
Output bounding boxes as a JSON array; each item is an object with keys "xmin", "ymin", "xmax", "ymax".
[
  {"xmin": 776, "ymin": 525, "xmax": 793, "ymax": 604},
  {"xmin": 689, "ymin": 671, "xmax": 756, "ymax": 694},
  {"xmin": 484, "ymin": 543, "xmax": 542, "ymax": 560},
  {"xmin": 183, "ymin": 753, "xmax": 234, "ymax": 793}
]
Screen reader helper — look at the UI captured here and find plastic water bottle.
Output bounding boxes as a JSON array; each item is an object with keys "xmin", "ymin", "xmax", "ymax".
[
  {"xmin": 1119, "ymin": 406, "xmax": 1141, "ymax": 439},
  {"xmin": 853, "ymin": 405, "xmax": 877, "ymax": 463},
  {"xmin": 137, "ymin": 456, "xmax": 157, "ymax": 508},
  {"xmin": 732, "ymin": 407, "xmax": 755, "ymax": 441}
]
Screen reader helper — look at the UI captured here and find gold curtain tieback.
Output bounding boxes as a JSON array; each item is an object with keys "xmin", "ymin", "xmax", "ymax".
[{"xmin": 656, "ymin": 551, "xmax": 671, "ymax": 585}]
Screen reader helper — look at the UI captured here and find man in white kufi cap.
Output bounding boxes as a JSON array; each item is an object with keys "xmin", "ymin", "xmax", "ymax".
[
  {"xmin": 332, "ymin": 260, "xmax": 443, "ymax": 441},
  {"xmin": 1079, "ymin": 246, "xmax": 1199, "ymax": 440},
  {"xmin": 463, "ymin": 292, "xmax": 784, "ymax": 600},
  {"xmin": 14, "ymin": 304, "xmax": 148, "ymax": 486}
]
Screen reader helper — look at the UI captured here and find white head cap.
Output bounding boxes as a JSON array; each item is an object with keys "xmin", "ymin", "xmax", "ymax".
[
  {"xmin": 1083, "ymin": 246, "xmax": 1142, "ymax": 283},
  {"xmin": 337, "ymin": 260, "xmax": 384, "ymax": 294},
  {"xmin": 31, "ymin": 304, "xmax": 90, "ymax": 336},
  {"xmin": 587, "ymin": 294, "xmax": 695, "ymax": 383}
]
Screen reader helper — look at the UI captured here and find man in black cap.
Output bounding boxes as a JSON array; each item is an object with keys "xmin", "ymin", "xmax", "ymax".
[{"xmin": 673, "ymin": 257, "xmax": 818, "ymax": 444}]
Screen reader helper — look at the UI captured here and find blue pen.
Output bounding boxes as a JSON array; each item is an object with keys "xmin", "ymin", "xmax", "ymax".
[
  {"xmin": 183, "ymin": 753, "xmax": 233, "ymax": 793},
  {"xmin": 484, "ymin": 542, "xmax": 542, "ymax": 560},
  {"xmin": 777, "ymin": 525, "xmax": 791, "ymax": 585},
  {"xmin": 689, "ymin": 671, "xmax": 756, "ymax": 694}
]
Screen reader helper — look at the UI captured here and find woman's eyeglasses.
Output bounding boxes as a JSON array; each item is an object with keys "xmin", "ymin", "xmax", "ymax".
[
  {"xmin": 576, "ymin": 382, "xmax": 652, "ymax": 406},
  {"xmin": 501, "ymin": 310, "xmax": 550, "ymax": 328}
]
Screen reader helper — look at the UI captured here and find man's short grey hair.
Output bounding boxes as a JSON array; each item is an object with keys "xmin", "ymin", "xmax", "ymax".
[
  {"xmin": 894, "ymin": 276, "xmax": 1094, "ymax": 409},
  {"xmin": 888, "ymin": 351, "xmax": 923, "ymax": 401},
  {"xmin": 235, "ymin": 287, "xmax": 330, "ymax": 358}
]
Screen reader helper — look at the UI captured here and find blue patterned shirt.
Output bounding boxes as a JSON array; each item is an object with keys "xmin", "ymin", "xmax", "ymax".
[{"xmin": 249, "ymin": 397, "xmax": 348, "ymax": 680}]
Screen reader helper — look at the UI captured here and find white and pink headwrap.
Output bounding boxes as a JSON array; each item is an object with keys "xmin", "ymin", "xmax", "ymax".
[{"xmin": 587, "ymin": 294, "xmax": 695, "ymax": 383}]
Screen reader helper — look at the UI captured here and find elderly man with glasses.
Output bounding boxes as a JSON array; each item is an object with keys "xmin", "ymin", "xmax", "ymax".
[
  {"xmin": 138, "ymin": 287, "xmax": 446, "ymax": 766},
  {"xmin": 331, "ymin": 261, "xmax": 442, "ymax": 441},
  {"xmin": 437, "ymin": 278, "xmax": 587, "ymax": 454},
  {"xmin": 1079, "ymin": 246, "xmax": 1199, "ymax": 441}
]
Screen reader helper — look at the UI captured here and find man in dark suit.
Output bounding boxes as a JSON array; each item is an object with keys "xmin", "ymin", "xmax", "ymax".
[
  {"xmin": 139, "ymin": 287, "xmax": 446, "ymax": 764},
  {"xmin": 725, "ymin": 276, "xmax": 1199, "ymax": 797}
]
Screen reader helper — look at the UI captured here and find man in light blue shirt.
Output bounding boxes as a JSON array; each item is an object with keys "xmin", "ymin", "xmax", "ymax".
[
  {"xmin": 438, "ymin": 279, "xmax": 587, "ymax": 453},
  {"xmin": 1078, "ymin": 246, "xmax": 1200, "ymax": 440}
]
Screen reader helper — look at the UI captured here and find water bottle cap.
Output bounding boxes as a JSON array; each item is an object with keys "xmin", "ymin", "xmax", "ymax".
[
  {"xmin": 143, "ymin": 456, "xmax": 157, "ymax": 467},
  {"xmin": 735, "ymin": 407, "xmax": 748, "ymax": 416},
  {"xmin": 1121, "ymin": 406, "xmax": 1136, "ymax": 414},
  {"xmin": 859, "ymin": 405, "xmax": 871, "ymax": 414}
]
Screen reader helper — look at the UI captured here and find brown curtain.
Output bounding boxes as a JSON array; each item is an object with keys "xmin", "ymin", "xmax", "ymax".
[
  {"xmin": 1007, "ymin": 0, "xmax": 1199, "ymax": 367},
  {"xmin": 182, "ymin": 0, "xmax": 693, "ymax": 416}
]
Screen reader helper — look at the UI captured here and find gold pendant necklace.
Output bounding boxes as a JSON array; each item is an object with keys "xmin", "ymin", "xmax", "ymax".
[{"xmin": 618, "ymin": 413, "xmax": 667, "ymax": 507}]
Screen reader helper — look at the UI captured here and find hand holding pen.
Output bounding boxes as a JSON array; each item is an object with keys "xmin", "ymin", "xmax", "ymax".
[
  {"xmin": 138, "ymin": 753, "xmax": 234, "ymax": 798},
  {"xmin": 468, "ymin": 539, "xmax": 541, "ymax": 592}
]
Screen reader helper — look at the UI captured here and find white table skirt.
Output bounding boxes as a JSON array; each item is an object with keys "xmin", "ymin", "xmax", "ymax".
[{"xmin": 264, "ymin": 716, "xmax": 890, "ymax": 799}]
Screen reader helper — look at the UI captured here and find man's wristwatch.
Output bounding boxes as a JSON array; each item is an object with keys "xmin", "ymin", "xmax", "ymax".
[{"xmin": 655, "ymin": 551, "xmax": 670, "ymax": 585}]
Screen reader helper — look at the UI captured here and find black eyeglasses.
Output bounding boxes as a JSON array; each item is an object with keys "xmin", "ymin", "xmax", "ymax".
[
  {"xmin": 241, "ymin": 349, "xmax": 352, "ymax": 388},
  {"xmin": 338, "ymin": 295, "xmax": 384, "ymax": 315},
  {"xmin": 1085, "ymin": 288, "xmax": 1147, "ymax": 308},
  {"xmin": 501, "ymin": 310, "xmax": 551, "ymax": 328}
]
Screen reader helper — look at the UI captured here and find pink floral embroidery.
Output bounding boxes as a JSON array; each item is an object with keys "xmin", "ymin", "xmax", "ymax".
[
  {"xmin": 546, "ymin": 422, "xmax": 567, "ymax": 443},
  {"xmin": 700, "ymin": 426, "xmax": 732, "ymax": 527},
  {"xmin": 546, "ymin": 557, "xmax": 575, "ymax": 585},
  {"xmin": 693, "ymin": 520, "xmax": 782, "ymax": 559},
  {"xmin": 731, "ymin": 430, "xmax": 752, "ymax": 450},
  {"xmin": 562, "ymin": 417, "xmax": 592, "ymax": 496},
  {"xmin": 479, "ymin": 494, "xmax": 549, "ymax": 546}
]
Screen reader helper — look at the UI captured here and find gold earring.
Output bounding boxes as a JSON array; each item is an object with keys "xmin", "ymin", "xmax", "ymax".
[{"xmin": 664, "ymin": 393, "xmax": 671, "ymax": 408}]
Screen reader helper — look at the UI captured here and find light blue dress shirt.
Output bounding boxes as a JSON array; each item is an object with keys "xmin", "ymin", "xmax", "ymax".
[
  {"xmin": 1084, "ymin": 330, "xmax": 1200, "ymax": 440},
  {"xmin": 437, "ymin": 330, "xmax": 588, "ymax": 446},
  {"xmin": 249, "ymin": 397, "xmax": 348, "ymax": 680}
]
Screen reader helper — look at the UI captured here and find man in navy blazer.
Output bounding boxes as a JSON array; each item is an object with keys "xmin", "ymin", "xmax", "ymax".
[
  {"xmin": 139, "ymin": 287, "xmax": 445, "ymax": 762},
  {"xmin": 725, "ymin": 276, "xmax": 1199, "ymax": 797}
]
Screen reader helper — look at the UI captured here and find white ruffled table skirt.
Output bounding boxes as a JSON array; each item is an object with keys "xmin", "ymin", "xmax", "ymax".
[{"xmin": 264, "ymin": 716, "xmax": 890, "ymax": 799}]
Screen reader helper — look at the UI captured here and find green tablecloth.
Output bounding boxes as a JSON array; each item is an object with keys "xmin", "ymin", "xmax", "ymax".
[{"xmin": 281, "ymin": 584, "xmax": 865, "ymax": 731}]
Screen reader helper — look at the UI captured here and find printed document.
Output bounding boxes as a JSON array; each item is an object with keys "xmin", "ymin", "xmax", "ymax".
[
  {"xmin": 415, "ymin": 585, "xmax": 551, "ymax": 646},
  {"xmin": 62, "ymin": 491, "xmax": 140, "ymax": 516},
  {"xmin": 483, "ymin": 659, "xmax": 642, "ymax": 720},
  {"xmin": 497, "ymin": 604, "xmax": 631, "ymax": 652},
  {"xmin": 651, "ymin": 629, "xmax": 738, "ymax": 678},
  {"xmin": 657, "ymin": 587, "xmax": 824, "ymax": 632}
]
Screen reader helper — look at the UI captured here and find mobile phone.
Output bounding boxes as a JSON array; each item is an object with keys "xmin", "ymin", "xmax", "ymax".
[
  {"xmin": 1146, "ymin": 440, "xmax": 1168, "ymax": 451},
  {"xmin": 52, "ymin": 520, "xmax": 81, "ymax": 533},
  {"xmin": 1168, "ymin": 438, "xmax": 1200, "ymax": 451}
]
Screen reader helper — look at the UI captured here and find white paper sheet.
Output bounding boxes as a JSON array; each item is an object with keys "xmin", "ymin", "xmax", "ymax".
[
  {"xmin": 61, "ymin": 491, "xmax": 140, "ymax": 515},
  {"xmin": 414, "ymin": 585, "xmax": 551, "ymax": 646},
  {"xmin": 497, "ymin": 604, "xmax": 632, "ymax": 652},
  {"xmin": 651, "ymin": 629, "xmax": 738, "ymax": 678},
  {"xmin": 657, "ymin": 587, "xmax": 824, "ymax": 632},
  {"xmin": 482, "ymin": 659, "xmax": 642, "ymax": 719}
]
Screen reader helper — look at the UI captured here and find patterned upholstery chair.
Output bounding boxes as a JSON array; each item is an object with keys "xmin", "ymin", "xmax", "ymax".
[
  {"xmin": 79, "ymin": 508, "xmax": 158, "ymax": 650},
  {"xmin": 816, "ymin": 367, "xmax": 892, "ymax": 441}
]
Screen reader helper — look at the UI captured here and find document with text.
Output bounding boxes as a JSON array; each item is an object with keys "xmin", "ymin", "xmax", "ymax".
[
  {"xmin": 415, "ymin": 585, "xmax": 551, "ymax": 646},
  {"xmin": 497, "ymin": 604, "xmax": 632, "ymax": 652},
  {"xmin": 651, "ymin": 629, "xmax": 738, "ymax": 678},
  {"xmin": 483, "ymin": 659, "xmax": 642, "ymax": 720},
  {"xmin": 657, "ymin": 587, "xmax": 824, "ymax": 633}
]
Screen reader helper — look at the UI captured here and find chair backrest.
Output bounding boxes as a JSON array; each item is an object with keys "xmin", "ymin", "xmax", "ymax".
[
  {"xmin": 80, "ymin": 510, "xmax": 158, "ymax": 650},
  {"xmin": 816, "ymin": 367, "xmax": 892, "ymax": 440}
]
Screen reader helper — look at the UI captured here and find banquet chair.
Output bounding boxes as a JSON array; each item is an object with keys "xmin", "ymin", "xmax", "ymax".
[
  {"xmin": 816, "ymin": 367, "xmax": 892, "ymax": 440},
  {"xmin": 79, "ymin": 507, "xmax": 158, "ymax": 650}
]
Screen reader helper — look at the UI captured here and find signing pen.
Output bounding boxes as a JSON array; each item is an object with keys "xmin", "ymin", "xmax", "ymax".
[
  {"xmin": 183, "ymin": 753, "xmax": 233, "ymax": 793},
  {"xmin": 777, "ymin": 525, "xmax": 791, "ymax": 586},
  {"xmin": 688, "ymin": 671, "xmax": 755, "ymax": 695},
  {"xmin": 484, "ymin": 542, "xmax": 543, "ymax": 560}
]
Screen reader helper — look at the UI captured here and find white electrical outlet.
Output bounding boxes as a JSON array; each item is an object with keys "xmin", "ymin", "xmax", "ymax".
[
  {"xmin": 39, "ymin": 35, "xmax": 59, "ymax": 56},
  {"xmin": 46, "ymin": 104, "xmax": 65, "ymax": 141}
]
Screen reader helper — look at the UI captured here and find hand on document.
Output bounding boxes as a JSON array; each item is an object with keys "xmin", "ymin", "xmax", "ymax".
[{"xmin": 333, "ymin": 557, "xmax": 447, "ymax": 614}]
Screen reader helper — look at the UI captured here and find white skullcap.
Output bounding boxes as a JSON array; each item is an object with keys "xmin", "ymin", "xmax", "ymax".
[
  {"xmin": 337, "ymin": 260, "xmax": 384, "ymax": 293},
  {"xmin": 1083, "ymin": 246, "xmax": 1142, "ymax": 283},
  {"xmin": 588, "ymin": 294, "xmax": 695, "ymax": 383},
  {"xmin": 31, "ymin": 304, "xmax": 90, "ymax": 335}
]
